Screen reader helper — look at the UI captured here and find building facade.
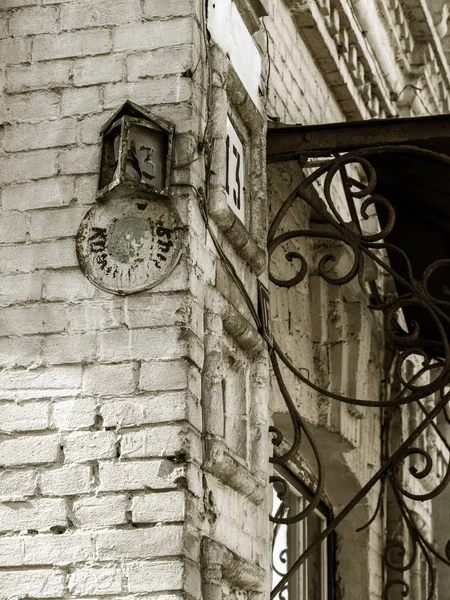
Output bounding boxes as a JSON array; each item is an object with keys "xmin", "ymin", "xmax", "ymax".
[{"xmin": 1, "ymin": 1, "xmax": 450, "ymax": 599}]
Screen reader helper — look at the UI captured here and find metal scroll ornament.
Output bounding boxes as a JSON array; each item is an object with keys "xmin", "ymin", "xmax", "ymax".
[{"xmin": 266, "ymin": 147, "xmax": 450, "ymax": 599}]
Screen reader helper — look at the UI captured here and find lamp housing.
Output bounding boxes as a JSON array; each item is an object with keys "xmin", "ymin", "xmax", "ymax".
[{"xmin": 97, "ymin": 101, "xmax": 174, "ymax": 201}]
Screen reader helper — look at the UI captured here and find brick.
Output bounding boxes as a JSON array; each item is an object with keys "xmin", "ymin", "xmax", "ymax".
[
  {"xmin": 4, "ymin": 119, "xmax": 78, "ymax": 152},
  {"xmin": 139, "ymin": 359, "xmax": 189, "ymax": 391},
  {"xmin": 103, "ymin": 77, "xmax": 192, "ymax": 109},
  {"xmin": 96, "ymin": 526, "xmax": 183, "ymax": 560},
  {"xmin": 0, "ymin": 534, "xmax": 94, "ymax": 566},
  {"xmin": 0, "ymin": 336, "xmax": 42, "ymax": 368},
  {"xmin": 6, "ymin": 61, "xmax": 69, "ymax": 93},
  {"xmin": 120, "ymin": 425, "xmax": 195, "ymax": 459},
  {"xmin": 0, "ymin": 38, "xmax": 31, "ymax": 64},
  {"xmin": 69, "ymin": 566, "xmax": 122, "ymax": 596},
  {"xmin": 0, "ymin": 150, "xmax": 58, "ymax": 185},
  {"xmin": 53, "ymin": 397, "xmax": 97, "ymax": 430},
  {"xmin": 73, "ymin": 53, "xmax": 123, "ymax": 86},
  {"xmin": 40, "ymin": 464, "xmax": 92, "ymax": 495},
  {"xmin": 132, "ymin": 491, "xmax": 185, "ymax": 523},
  {"xmin": 2, "ymin": 178, "xmax": 75, "ymax": 211},
  {"xmin": 0, "ymin": 212, "xmax": 27, "ymax": 243},
  {"xmin": 100, "ymin": 392, "xmax": 201, "ymax": 429},
  {"xmin": 79, "ymin": 111, "xmax": 114, "ymax": 144},
  {"xmin": 74, "ymin": 173, "xmax": 97, "ymax": 203},
  {"xmin": 83, "ymin": 363, "xmax": 136, "ymax": 395},
  {"xmin": 73, "ymin": 495, "xmax": 128, "ymax": 528},
  {"xmin": 43, "ymin": 269, "xmax": 95, "ymax": 302},
  {"xmin": 0, "ymin": 569, "xmax": 65, "ymax": 598},
  {"xmin": 98, "ymin": 328, "xmax": 187, "ymax": 363},
  {"xmin": 98, "ymin": 459, "xmax": 184, "ymax": 491},
  {"xmin": 0, "ymin": 498, "xmax": 66, "ymax": 532},
  {"xmin": 0, "ymin": 303, "xmax": 68, "ymax": 336},
  {"xmin": 64, "ymin": 430, "xmax": 117, "ymax": 462},
  {"xmin": 61, "ymin": 86, "xmax": 101, "ymax": 116},
  {"xmin": 95, "ymin": 330, "xmax": 137, "ymax": 363},
  {"xmin": 0, "ymin": 434, "xmax": 60, "ymax": 466},
  {"xmin": 58, "ymin": 145, "xmax": 100, "ymax": 175},
  {"xmin": 113, "ymin": 18, "xmax": 192, "ymax": 52},
  {"xmin": 23, "ymin": 532, "xmax": 94, "ymax": 566},
  {"xmin": 0, "ymin": 470, "xmax": 36, "ymax": 501},
  {"xmin": 42, "ymin": 332, "xmax": 96, "ymax": 364},
  {"xmin": 33, "ymin": 30, "xmax": 111, "ymax": 61},
  {"xmin": 143, "ymin": 0, "xmax": 194, "ymax": 17},
  {"xmin": 1, "ymin": 91, "xmax": 59, "ymax": 122},
  {"xmin": 126, "ymin": 560, "xmax": 184, "ymax": 593},
  {"xmin": 0, "ymin": 366, "xmax": 82, "ymax": 400},
  {"xmin": 149, "ymin": 259, "xmax": 191, "ymax": 293},
  {"xmin": 0, "ymin": 401, "xmax": 50, "ymax": 432},
  {"xmin": 61, "ymin": 0, "xmax": 141, "ymax": 30},
  {"xmin": 29, "ymin": 206, "xmax": 89, "ymax": 241},
  {"xmin": 9, "ymin": 6, "xmax": 59, "ymax": 36},
  {"xmin": 0, "ymin": 537, "xmax": 23, "ymax": 567},
  {"xmin": 0, "ymin": 265, "xmax": 34, "ymax": 299},
  {"xmin": 124, "ymin": 294, "xmax": 186, "ymax": 329},
  {"xmin": 0, "ymin": 239, "xmax": 78, "ymax": 275},
  {"xmin": 67, "ymin": 302, "xmax": 123, "ymax": 332},
  {"xmin": 142, "ymin": 101, "xmax": 198, "ymax": 135},
  {"xmin": 127, "ymin": 45, "xmax": 192, "ymax": 80},
  {"xmin": 1, "ymin": 0, "xmax": 40, "ymax": 7}
]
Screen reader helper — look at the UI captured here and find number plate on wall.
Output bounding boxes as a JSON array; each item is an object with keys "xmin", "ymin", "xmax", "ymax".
[{"xmin": 226, "ymin": 117, "xmax": 245, "ymax": 223}]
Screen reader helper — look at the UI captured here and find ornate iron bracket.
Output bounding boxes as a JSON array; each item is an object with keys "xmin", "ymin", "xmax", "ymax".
[{"xmin": 266, "ymin": 128, "xmax": 450, "ymax": 599}]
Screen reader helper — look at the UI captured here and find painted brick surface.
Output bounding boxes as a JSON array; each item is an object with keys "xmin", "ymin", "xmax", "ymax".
[
  {"xmin": 131, "ymin": 491, "xmax": 186, "ymax": 523},
  {"xmin": 1, "ymin": 1, "xmax": 442, "ymax": 599},
  {"xmin": 265, "ymin": 0, "xmax": 345, "ymax": 124},
  {"xmin": 0, "ymin": 1, "xmax": 201, "ymax": 597},
  {"xmin": 72, "ymin": 495, "xmax": 128, "ymax": 528},
  {"xmin": 0, "ymin": 569, "xmax": 66, "ymax": 598}
]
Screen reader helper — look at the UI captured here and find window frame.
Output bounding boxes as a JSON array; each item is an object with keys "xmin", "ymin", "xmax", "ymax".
[{"xmin": 271, "ymin": 465, "xmax": 336, "ymax": 600}]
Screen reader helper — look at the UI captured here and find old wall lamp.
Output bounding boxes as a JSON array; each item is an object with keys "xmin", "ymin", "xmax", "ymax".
[
  {"xmin": 97, "ymin": 101, "xmax": 174, "ymax": 201},
  {"xmin": 76, "ymin": 101, "xmax": 183, "ymax": 296}
]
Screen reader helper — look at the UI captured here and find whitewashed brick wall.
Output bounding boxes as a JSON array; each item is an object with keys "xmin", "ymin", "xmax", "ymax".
[
  {"xmin": 2, "ymin": 1, "xmax": 446, "ymax": 600},
  {"xmin": 0, "ymin": 0, "xmax": 205, "ymax": 597},
  {"xmin": 265, "ymin": 0, "xmax": 345, "ymax": 124}
]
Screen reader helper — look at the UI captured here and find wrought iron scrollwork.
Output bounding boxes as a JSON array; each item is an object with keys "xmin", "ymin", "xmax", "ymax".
[
  {"xmin": 381, "ymin": 366, "xmax": 450, "ymax": 599},
  {"xmin": 267, "ymin": 146, "xmax": 450, "ymax": 599}
]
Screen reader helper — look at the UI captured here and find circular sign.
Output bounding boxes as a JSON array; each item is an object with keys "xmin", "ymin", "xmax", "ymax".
[{"xmin": 76, "ymin": 196, "xmax": 183, "ymax": 295}]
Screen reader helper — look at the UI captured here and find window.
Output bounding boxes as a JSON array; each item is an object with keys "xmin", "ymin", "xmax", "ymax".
[{"xmin": 272, "ymin": 467, "xmax": 334, "ymax": 600}]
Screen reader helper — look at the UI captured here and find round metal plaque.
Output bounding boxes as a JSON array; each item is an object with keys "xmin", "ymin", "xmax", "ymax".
[{"xmin": 76, "ymin": 196, "xmax": 183, "ymax": 295}]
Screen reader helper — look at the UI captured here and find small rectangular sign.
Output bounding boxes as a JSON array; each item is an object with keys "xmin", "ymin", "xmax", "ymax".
[
  {"xmin": 207, "ymin": 0, "xmax": 263, "ymax": 110},
  {"xmin": 226, "ymin": 117, "xmax": 245, "ymax": 223}
]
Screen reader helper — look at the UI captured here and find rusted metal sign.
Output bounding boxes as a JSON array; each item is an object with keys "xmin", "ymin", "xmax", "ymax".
[{"xmin": 76, "ymin": 195, "xmax": 183, "ymax": 295}]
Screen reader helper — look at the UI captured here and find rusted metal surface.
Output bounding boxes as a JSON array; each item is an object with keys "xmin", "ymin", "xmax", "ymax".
[
  {"xmin": 76, "ymin": 100, "xmax": 181, "ymax": 296},
  {"xmin": 382, "ymin": 376, "xmax": 450, "ymax": 600},
  {"xmin": 76, "ymin": 195, "xmax": 183, "ymax": 295},
  {"xmin": 97, "ymin": 100, "xmax": 174, "ymax": 201},
  {"xmin": 267, "ymin": 113, "xmax": 450, "ymax": 161}
]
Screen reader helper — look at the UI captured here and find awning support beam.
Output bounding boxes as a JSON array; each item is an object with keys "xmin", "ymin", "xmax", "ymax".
[{"xmin": 267, "ymin": 113, "xmax": 450, "ymax": 160}]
